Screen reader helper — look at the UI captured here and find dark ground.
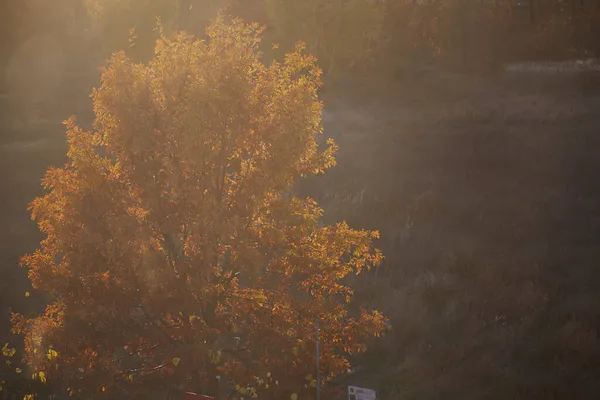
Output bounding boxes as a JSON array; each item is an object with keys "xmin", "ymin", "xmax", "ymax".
[
  {"xmin": 2, "ymin": 67, "xmax": 600, "ymax": 398},
  {"xmin": 309, "ymin": 70, "xmax": 600, "ymax": 398}
]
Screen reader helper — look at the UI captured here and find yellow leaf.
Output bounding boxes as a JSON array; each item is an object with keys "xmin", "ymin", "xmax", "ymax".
[
  {"xmin": 39, "ymin": 371, "xmax": 46, "ymax": 383},
  {"xmin": 171, "ymin": 357, "xmax": 180, "ymax": 367},
  {"xmin": 291, "ymin": 394, "xmax": 298, "ymax": 400},
  {"xmin": 47, "ymin": 349, "xmax": 58, "ymax": 360},
  {"xmin": 15, "ymin": 368, "xmax": 22, "ymax": 374},
  {"xmin": 25, "ymin": 292, "xmax": 30, "ymax": 297}
]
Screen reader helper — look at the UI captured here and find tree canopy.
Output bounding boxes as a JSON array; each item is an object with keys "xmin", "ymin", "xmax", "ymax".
[{"xmin": 13, "ymin": 17, "xmax": 386, "ymax": 399}]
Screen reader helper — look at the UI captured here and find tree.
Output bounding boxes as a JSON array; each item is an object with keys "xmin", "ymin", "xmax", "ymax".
[
  {"xmin": 13, "ymin": 17, "xmax": 386, "ymax": 399},
  {"xmin": 264, "ymin": 0, "xmax": 386, "ymax": 76}
]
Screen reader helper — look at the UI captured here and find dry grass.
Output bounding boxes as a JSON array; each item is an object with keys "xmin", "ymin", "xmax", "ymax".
[{"xmin": 306, "ymin": 66, "xmax": 600, "ymax": 398}]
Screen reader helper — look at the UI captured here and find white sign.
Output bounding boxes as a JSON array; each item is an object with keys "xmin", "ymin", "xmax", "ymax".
[{"xmin": 348, "ymin": 386, "xmax": 377, "ymax": 400}]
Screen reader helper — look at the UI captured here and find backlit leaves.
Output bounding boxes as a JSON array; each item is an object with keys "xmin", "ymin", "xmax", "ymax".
[{"xmin": 15, "ymin": 16, "xmax": 385, "ymax": 399}]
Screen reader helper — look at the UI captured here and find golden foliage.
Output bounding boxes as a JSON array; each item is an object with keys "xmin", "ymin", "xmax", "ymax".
[{"xmin": 16, "ymin": 17, "xmax": 385, "ymax": 398}]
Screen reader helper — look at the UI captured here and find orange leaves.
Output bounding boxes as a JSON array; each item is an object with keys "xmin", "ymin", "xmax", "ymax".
[
  {"xmin": 15, "ymin": 16, "xmax": 386, "ymax": 399},
  {"xmin": 283, "ymin": 221, "xmax": 383, "ymax": 299}
]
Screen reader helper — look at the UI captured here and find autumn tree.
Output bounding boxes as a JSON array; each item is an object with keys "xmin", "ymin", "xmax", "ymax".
[
  {"xmin": 13, "ymin": 17, "xmax": 386, "ymax": 399},
  {"xmin": 264, "ymin": 0, "xmax": 386, "ymax": 76}
]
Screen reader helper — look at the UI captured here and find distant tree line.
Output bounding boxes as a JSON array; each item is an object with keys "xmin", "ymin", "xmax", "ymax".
[
  {"xmin": 381, "ymin": 0, "xmax": 600, "ymax": 73},
  {"xmin": 2, "ymin": 0, "xmax": 599, "ymax": 90}
]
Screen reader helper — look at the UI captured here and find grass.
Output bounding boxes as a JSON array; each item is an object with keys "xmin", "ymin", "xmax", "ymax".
[{"xmin": 305, "ymin": 67, "xmax": 600, "ymax": 398}]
